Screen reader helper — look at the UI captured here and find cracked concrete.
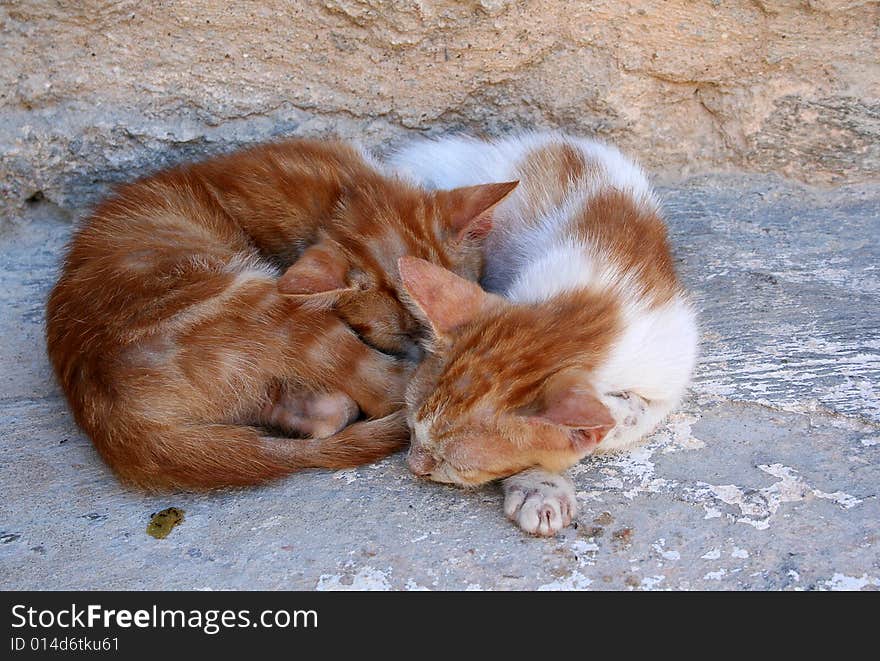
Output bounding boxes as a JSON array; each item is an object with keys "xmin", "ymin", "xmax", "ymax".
[{"xmin": 1, "ymin": 173, "xmax": 877, "ymax": 590}]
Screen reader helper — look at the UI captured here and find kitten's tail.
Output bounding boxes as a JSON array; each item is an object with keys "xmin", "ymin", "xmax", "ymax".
[{"xmin": 102, "ymin": 412, "xmax": 409, "ymax": 490}]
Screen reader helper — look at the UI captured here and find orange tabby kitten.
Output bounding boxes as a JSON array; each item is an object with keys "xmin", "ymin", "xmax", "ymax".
[{"xmin": 46, "ymin": 138, "xmax": 516, "ymax": 490}]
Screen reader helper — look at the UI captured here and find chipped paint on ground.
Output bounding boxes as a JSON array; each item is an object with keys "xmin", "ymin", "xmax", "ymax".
[
  {"xmin": 823, "ymin": 574, "xmax": 880, "ymax": 591},
  {"xmin": 332, "ymin": 469, "xmax": 359, "ymax": 485},
  {"xmin": 538, "ymin": 571, "xmax": 593, "ymax": 591},
  {"xmin": 658, "ymin": 413, "xmax": 706, "ymax": 453},
  {"xmin": 316, "ymin": 565, "xmax": 393, "ymax": 591},
  {"xmin": 697, "ymin": 464, "xmax": 863, "ymax": 530}
]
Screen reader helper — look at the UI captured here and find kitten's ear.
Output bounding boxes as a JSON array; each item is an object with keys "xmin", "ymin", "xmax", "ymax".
[
  {"xmin": 438, "ymin": 181, "xmax": 519, "ymax": 242},
  {"xmin": 521, "ymin": 371, "xmax": 615, "ymax": 454},
  {"xmin": 278, "ymin": 243, "xmax": 355, "ymax": 303},
  {"xmin": 398, "ymin": 257, "xmax": 495, "ymax": 337}
]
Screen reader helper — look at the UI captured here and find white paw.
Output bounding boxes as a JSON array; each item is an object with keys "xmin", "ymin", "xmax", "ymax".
[
  {"xmin": 601, "ymin": 391, "xmax": 655, "ymax": 452},
  {"xmin": 502, "ymin": 470, "xmax": 577, "ymax": 537},
  {"xmin": 605, "ymin": 391, "xmax": 648, "ymax": 427}
]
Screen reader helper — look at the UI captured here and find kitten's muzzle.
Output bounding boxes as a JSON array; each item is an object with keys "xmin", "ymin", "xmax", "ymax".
[{"xmin": 406, "ymin": 447, "xmax": 438, "ymax": 476}]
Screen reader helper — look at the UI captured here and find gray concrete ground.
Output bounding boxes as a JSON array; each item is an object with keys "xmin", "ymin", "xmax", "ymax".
[{"xmin": 1, "ymin": 174, "xmax": 878, "ymax": 590}]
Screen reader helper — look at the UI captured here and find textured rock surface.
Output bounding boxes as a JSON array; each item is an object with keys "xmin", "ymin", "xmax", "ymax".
[
  {"xmin": 2, "ymin": 176, "xmax": 877, "ymax": 590},
  {"xmin": 2, "ymin": 0, "xmax": 878, "ymax": 224}
]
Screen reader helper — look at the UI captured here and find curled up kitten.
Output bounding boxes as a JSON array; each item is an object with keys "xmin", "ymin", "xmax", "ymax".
[
  {"xmin": 390, "ymin": 132, "xmax": 699, "ymax": 535},
  {"xmin": 47, "ymin": 138, "xmax": 516, "ymax": 490}
]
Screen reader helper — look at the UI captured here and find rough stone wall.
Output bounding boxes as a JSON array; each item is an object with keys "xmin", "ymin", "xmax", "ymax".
[{"xmin": 2, "ymin": 0, "xmax": 878, "ymax": 223}]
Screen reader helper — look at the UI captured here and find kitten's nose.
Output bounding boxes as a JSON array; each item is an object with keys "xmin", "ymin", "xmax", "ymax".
[{"xmin": 406, "ymin": 447, "xmax": 438, "ymax": 476}]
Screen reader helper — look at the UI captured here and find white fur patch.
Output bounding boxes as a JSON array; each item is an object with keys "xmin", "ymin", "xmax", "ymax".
[
  {"xmin": 594, "ymin": 295, "xmax": 699, "ymax": 451},
  {"xmin": 389, "ymin": 130, "xmax": 656, "ymax": 204},
  {"xmin": 505, "ymin": 240, "xmax": 643, "ymax": 305}
]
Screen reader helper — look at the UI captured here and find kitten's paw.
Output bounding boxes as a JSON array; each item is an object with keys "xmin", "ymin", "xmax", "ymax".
[
  {"xmin": 601, "ymin": 390, "xmax": 651, "ymax": 451},
  {"xmin": 502, "ymin": 470, "xmax": 577, "ymax": 537},
  {"xmin": 605, "ymin": 390, "xmax": 648, "ymax": 427},
  {"xmin": 302, "ymin": 391, "xmax": 360, "ymax": 438},
  {"xmin": 262, "ymin": 389, "xmax": 359, "ymax": 438}
]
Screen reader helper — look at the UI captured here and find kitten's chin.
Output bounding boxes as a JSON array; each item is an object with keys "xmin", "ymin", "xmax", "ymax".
[
  {"xmin": 428, "ymin": 462, "xmax": 500, "ymax": 488},
  {"xmin": 426, "ymin": 462, "xmax": 462, "ymax": 485}
]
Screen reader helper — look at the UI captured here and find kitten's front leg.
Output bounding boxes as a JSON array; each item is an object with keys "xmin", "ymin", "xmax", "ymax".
[{"xmin": 502, "ymin": 468, "xmax": 577, "ymax": 537}]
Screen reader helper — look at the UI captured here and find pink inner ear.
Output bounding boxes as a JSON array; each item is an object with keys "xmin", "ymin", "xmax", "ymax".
[
  {"xmin": 569, "ymin": 426, "xmax": 611, "ymax": 453},
  {"xmin": 398, "ymin": 257, "xmax": 489, "ymax": 335},
  {"xmin": 528, "ymin": 375, "xmax": 615, "ymax": 452},
  {"xmin": 455, "ymin": 209, "xmax": 493, "ymax": 243},
  {"xmin": 540, "ymin": 388, "xmax": 614, "ymax": 430},
  {"xmin": 278, "ymin": 245, "xmax": 347, "ymax": 295},
  {"xmin": 443, "ymin": 180, "xmax": 519, "ymax": 240}
]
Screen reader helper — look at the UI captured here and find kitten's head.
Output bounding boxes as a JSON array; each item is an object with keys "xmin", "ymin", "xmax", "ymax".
[
  {"xmin": 398, "ymin": 258, "xmax": 619, "ymax": 486},
  {"xmin": 277, "ymin": 180, "xmax": 518, "ymax": 359}
]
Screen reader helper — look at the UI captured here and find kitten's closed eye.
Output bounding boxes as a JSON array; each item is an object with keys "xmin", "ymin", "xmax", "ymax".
[{"xmin": 396, "ymin": 330, "xmax": 426, "ymax": 362}]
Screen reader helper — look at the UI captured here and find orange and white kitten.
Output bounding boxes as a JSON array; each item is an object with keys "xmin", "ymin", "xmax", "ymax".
[
  {"xmin": 47, "ymin": 138, "xmax": 515, "ymax": 490},
  {"xmin": 390, "ymin": 132, "xmax": 699, "ymax": 535}
]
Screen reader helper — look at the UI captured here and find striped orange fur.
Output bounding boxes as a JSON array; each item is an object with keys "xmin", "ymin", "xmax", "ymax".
[{"xmin": 46, "ymin": 138, "xmax": 516, "ymax": 489}]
